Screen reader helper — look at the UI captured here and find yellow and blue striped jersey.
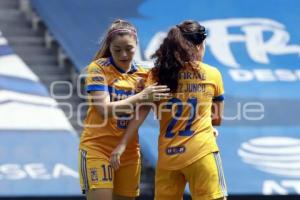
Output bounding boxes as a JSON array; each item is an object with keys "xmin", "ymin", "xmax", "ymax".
[
  {"xmin": 148, "ymin": 62, "xmax": 224, "ymax": 170},
  {"xmin": 79, "ymin": 57, "xmax": 148, "ymax": 165}
]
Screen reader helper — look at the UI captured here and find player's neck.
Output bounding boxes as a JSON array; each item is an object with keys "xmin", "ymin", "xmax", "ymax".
[
  {"xmin": 109, "ymin": 57, "xmax": 132, "ymax": 73},
  {"xmin": 119, "ymin": 64, "xmax": 131, "ymax": 73}
]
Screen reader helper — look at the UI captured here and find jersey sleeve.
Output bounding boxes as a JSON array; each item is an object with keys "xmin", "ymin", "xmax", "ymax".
[
  {"xmin": 85, "ymin": 63, "xmax": 108, "ymax": 93},
  {"xmin": 213, "ymin": 69, "xmax": 225, "ymax": 101}
]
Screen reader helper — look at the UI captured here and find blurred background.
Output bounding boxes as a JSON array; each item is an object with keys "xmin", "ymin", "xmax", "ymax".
[{"xmin": 0, "ymin": 0, "xmax": 299, "ymax": 199}]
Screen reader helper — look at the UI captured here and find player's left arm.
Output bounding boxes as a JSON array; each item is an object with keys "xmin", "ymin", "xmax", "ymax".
[
  {"xmin": 110, "ymin": 70, "xmax": 155, "ymax": 170},
  {"xmin": 212, "ymin": 100, "xmax": 224, "ymax": 126},
  {"xmin": 110, "ymin": 105, "xmax": 151, "ymax": 170}
]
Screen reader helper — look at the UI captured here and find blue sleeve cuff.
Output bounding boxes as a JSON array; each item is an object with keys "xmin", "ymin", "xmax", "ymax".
[
  {"xmin": 213, "ymin": 95, "xmax": 224, "ymax": 101},
  {"xmin": 86, "ymin": 84, "xmax": 108, "ymax": 92}
]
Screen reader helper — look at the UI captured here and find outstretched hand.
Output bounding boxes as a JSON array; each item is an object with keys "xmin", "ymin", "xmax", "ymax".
[{"xmin": 140, "ymin": 83, "xmax": 171, "ymax": 102}]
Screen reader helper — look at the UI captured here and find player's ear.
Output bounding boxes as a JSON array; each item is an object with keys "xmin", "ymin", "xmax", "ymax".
[{"xmin": 196, "ymin": 43, "xmax": 204, "ymax": 50}]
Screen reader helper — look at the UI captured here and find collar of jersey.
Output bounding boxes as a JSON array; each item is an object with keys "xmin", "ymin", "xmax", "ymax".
[{"xmin": 109, "ymin": 57, "xmax": 137, "ymax": 74}]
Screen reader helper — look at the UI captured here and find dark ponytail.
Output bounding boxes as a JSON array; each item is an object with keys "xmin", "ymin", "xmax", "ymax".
[{"xmin": 151, "ymin": 20, "xmax": 207, "ymax": 92}]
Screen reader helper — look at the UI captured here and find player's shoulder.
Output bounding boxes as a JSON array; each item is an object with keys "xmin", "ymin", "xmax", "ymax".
[
  {"xmin": 132, "ymin": 61, "xmax": 153, "ymax": 80},
  {"xmin": 134, "ymin": 60, "xmax": 153, "ymax": 72},
  {"xmin": 86, "ymin": 58, "xmax": 114, "ymax": 74},
  {"xmin": 200, "ymin": 62, "xmax": 218, "ymax": 71},
  {"xmin": 95, "ymin": 57, "xmax": 112, "ymax": 67},
  {"xmin": 200, "ymin": 62, "xmax": 221, "ymax": 75}
]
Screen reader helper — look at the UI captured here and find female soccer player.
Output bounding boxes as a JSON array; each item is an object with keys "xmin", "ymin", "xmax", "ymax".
[
  {"xmin": 78, "ymin": 19, "xmax": 170, "ymax": 200},
  {"xmin": 110, "ymin": 20, "xmax": 227, "ymax": 200}
]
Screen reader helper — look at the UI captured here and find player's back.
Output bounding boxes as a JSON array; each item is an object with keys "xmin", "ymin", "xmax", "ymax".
[{"xmin": 155, "ymin": 62, "xmax": 224, "ymax": 170}]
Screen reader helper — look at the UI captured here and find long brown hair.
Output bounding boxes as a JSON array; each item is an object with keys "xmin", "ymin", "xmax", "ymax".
[
  {"xmin": 93, "ymin": 19, "xmax": 137, "ymax": 61},
  {"xmin": 151, "ymin": 20, "xmax": 207, "ymax": 92}
]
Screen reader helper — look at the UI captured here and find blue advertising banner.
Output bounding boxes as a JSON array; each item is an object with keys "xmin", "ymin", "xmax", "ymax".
[
  {"xmin": 0, "ymin": 131, "xmax": 81, "ymax": 196},
  {"xmin": 0, "ymin": 32, "xmax": 79, "ymax": 196},
  {"xmin": 219, "ymin": 126, "xmax": 300, "ymax": 195},
  {"xmin": 129, "ymin": 0, "xmax": 300, "ymax": 99},
  {"xmin": 31, "ymin": 0, "xmax": 300, "ymax": 98}
]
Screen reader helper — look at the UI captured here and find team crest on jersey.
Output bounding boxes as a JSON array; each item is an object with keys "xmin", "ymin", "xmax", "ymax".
[{"xmin": 90, "ymin": 168, "xmax": 98, "ymax": 182}]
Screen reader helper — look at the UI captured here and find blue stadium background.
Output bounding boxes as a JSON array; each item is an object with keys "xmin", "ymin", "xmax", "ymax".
[{"xmin": 0, "ymin": 0, "xmax": 300, "ymax": 199}]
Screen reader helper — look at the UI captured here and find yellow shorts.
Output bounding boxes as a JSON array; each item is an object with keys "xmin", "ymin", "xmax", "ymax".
[
  {"xmin": 79, "ymin": 149, "xmax": 141, "ymax": 197},
  {"xmin": 155, "ymin": 152, "xmax": 227, "ymax": 200}
]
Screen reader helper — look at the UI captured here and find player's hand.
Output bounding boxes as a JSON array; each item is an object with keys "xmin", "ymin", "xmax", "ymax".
[
  {"xmin": 140, "ymin": 83, "xmax": 171, "ymax": 102},
  {"xmin": 110, "ymin": 144, "xmax": 126, "ymax": 170},
  {"xmin": 213, "ymin": 127, "xmax": 219, "ymax": 137}
]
